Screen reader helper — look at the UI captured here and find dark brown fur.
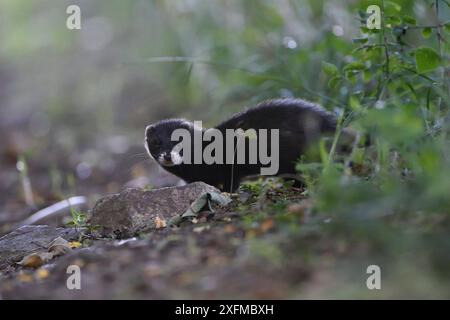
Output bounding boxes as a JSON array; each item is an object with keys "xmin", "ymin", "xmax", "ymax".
[{"xmin": 145, "ymin": 98, "xmax": 339, "ymax": 191}]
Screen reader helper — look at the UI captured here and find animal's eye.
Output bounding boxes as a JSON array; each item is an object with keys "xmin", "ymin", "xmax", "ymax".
[{"xmin": 147, "ymin": 136, "xmax": 161, "ymax": 147}]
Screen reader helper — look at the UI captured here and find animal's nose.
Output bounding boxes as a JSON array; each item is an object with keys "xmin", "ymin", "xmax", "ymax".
[{"xmin": 163, "ymin": 153, "xmax": 172, "ymax": 161}]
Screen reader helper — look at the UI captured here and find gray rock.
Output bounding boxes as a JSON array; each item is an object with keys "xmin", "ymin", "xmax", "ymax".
[
  {"xmin": 89, "ymin": 182, "xmax": 227, "ymax": 238},
  {"xmin": 0, "ymin": 225, "xmax": 81, "ymax": 270}
]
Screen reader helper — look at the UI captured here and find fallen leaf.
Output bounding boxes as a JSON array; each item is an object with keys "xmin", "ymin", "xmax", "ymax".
[
  {"xmin": 154, "ymin": 216, "xmax": 167, "ymax": 229},
  {"xmin": 35, "ymin": 268, "xmax": 50, "ymax": 279},
  {"xmin": 72, "ymin": 258, "xmax": 86, "ymax": 268},
  {"xmin": 69, "ymin": 241, "xmax": 82, "ymax": 248},
  {"xmin": 260, "ymin": 218, "xmax": 274, "ymax": 233},
  {"xmin": 224, "ymin": 224, "xmax": 236, "ymax": 234},
  {"xmin": 246, "ymin": 229, "xmax": 257, "ymax": 239},
  {"xmin": 48, "ymin": 237, "xmax": 72, "ymax": 256},
  {"xmin": 143, "ymin": 263, "xmax": 162, "ymax": 278},
  {"xmin": 287, "ymin": 200, "xmax": 312, "ymax": 223},
  {"xmin": 167, "ymin": 191, "xmax": 232, "ymax": 226},
  {"xmin": 193, "ymin": 225, "xmax": 210, "ymax": 233},
  {"xmin": 17, "ymin": 273, "xmax": 34, "ymax": 283},
  {"xmin": 17, "ymin": 252, "xmax": 54, "ymax": 268}
]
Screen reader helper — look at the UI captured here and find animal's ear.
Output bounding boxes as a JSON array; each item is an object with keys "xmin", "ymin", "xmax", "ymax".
[
  {"xmin": 145, "ymin": 124, "xmax": 155, "ymax": 136},
  {"xmin": 191, "ymin": 121, "xmax": 204, "ymax": 133}
]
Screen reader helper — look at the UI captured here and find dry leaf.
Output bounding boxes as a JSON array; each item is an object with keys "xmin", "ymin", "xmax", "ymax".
[
  {"xmin": 48, "ymin": 236, "xmax": 70, "ymax": 247},
  {"xmin": 17, "ymin": 252, "xmax": 54, "ymax": 268},
  {"xmin": 48, "ymin": 236, "xmax": 72, "ymax": 256},
  {"xmin": 287, "ymin": 200, "xmax": 312, "ymax": 223},
  {"xmin": 154, "ymin": 216, "xmax": 167, "ymax": 229},
  {"xmin": 143, "ymin": 263, "xmax": 162, "ymax": 278},
  {"xmin": 287, "ymin": 203, "xmax": 306, "ymax": 215},
  {"xmin": 35, "ymin": 268, "xmax": 50, "ymax": 280},
  {"xmin": 72, "ymin": 258, "xmax": 86, "ymax": 268},
  {"xmin": 246, "ymin": 229, "xmax": 257, "ymax": 239},
  {"xmin": 224, "ymin": 224, "xmax": 236, "ymax": 234},
  {"xmin": 17, "ymin": 273, "xmax": 34, "ymax": 283},
  {"xmin": 193, "ymin": 225, "xmax": 209, "ymax": 233},
  {"xmin": 69, "ymin": 241, "xmax": 82, "ymax": 248},
  {"xmin": 17, "ymin": 236, "xmax": 73, "ymax": 269},
  {"xmin": 260, "ymin": 218, "xmax": 274, "ymax": 233}
]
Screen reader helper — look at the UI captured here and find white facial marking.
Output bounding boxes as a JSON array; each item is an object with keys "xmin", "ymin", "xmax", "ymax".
[
  {"xmin": 157, "ymin": 152, "xmax": 175, "ymax": 167},
  {"xmin": 144, "ymin": 140, "xmax": 153, "ymax": 159},
  {"xmin": 171, "ymin": 150, "xmax": 182, "ymax": 165},
  {"xmin": 144, "ymin": 125, "xmax": 156, "ymax": 162}
]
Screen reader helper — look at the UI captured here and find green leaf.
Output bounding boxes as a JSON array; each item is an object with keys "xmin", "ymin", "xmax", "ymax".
[
  {"xmin": 349, "ymin": 96, "xmax": 361, "ymax": 110},
  {"xmin": 328, "ymin": 76, "xmax": 342, "ymax": 89},
  {"xmin": 415, "ymin": 47, "xmax": 441, "ymax": 73},
  {"xmin": 352, "ymin": 37, "xmax": 368, "ymax": 44},
  {"xmin": 343, "ymin": 61, "xmax": 365, "ymax": 72},
  {"xmin": 422, "ymin": 27, "xmax": 432, "ymax": 38},
  {"xmin": 444, "ymin": 23, "xmax": 450, "ymax": 33},
  {"xmin": 385, "ymin": 1, "xmax": 402, "ymax": 12},
  {"xmin": 322, "ymin": 61, "xmax": 339, "ymax": 76},
  {"xmin": 363, "ymin": 70, "xmax": 372, "ymax": 82},
  {"xmin": 403, "ymin": 16, "xmax": 416, "ymax": 25},
  {"xmin": 386, "ymin": 16, "xmax": 402, "ymax": 25},
  {"xmin": 360, "ymin": 26, "xmax": 370, "ymax": 34}
]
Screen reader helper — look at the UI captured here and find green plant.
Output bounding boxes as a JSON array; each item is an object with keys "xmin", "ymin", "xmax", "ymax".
[{"xmin": 67, "ymin": 207, "xmax": 87, "ymax": 229}]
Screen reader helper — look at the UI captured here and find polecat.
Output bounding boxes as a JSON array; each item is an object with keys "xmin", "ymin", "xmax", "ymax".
[{"xmin": 145, "ymin": 98, "xmax": 349, "ymax": 192}]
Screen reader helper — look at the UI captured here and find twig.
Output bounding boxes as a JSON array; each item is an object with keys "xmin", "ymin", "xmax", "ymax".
[
  {"xmin": 15, "ymin": 196, "xmax": 87, "ymax": 227},
  {"xmin": 434, "ymin": 1, "xmax": 450, "ymax": 101},
  {"xmin": 17, "ymin": 156, "xmax": 35, "ymax": 208},
  {"xmin": 381, "ymin": 0, "xmax": 390, "ymax": 82},
  {"xmin": 405, "ymin": 21, "xmax": 450, "ymax": 30}
]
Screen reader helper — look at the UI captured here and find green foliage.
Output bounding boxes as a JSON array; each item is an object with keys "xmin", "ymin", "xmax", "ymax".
[
  {"xmin": 67, "ymin": 208, "xmax": 87, "ymax": 228},
  {"xmin": 422, "ymin": 27, "xmax": 433, "ymax": 38},
  {"xmin": 308, "ymin": 1, "xmax": 450, "ymax": 261},
  {"xmin": 415, "ymin": 47, "xmax": 441, "ymax": 73},
  {"xmin": 322, "ymin": 61, "xmax": 339, "ymax": 77}
]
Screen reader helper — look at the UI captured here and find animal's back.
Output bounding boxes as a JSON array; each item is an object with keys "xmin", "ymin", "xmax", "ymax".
[
  {"xmin": 213, "ymin": 98, "xmax": 338, "ymax": 190},
  {"xmin": 216, "ymin": 98, "xmax": 337, "ymax": 133},
  {"xmin": 216, "ymin": 98, "xmax": 337, "ymax": 158}
]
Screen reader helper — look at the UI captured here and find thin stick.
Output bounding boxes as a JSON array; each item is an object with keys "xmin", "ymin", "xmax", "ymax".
[
  {"xmin": 381, "ymin": 0, "xmax": 390, "ymax": 83},
  {"xmin": 17, "ymin": 156, "xmax": 35, "ymax": 208}
]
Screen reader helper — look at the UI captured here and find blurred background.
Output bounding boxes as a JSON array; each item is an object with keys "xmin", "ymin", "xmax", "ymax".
[
  {"xmin": 0, "ymin": 0, "xmax": 370, "ymax": 226},
  {"xmin": 0, "ymin": 0, "xmax": 446, "ymax": 221}
]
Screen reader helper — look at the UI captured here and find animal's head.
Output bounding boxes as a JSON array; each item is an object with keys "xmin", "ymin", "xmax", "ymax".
[{"xmin": 145, "ymin": 119, "xmax": 198, "ymax": 167}]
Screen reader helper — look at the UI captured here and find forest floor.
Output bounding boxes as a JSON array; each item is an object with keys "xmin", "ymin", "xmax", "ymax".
[
  {"xmin": 2, "ymin": 178, "xmax": 448, "ymax": 299},
  {"xmin": 0, "ymin": 181, "xmax": 315, "ymax": 299},
  {"xmin": 0, "ymin": 130, "xmax": 448, "ymax": 299}
]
